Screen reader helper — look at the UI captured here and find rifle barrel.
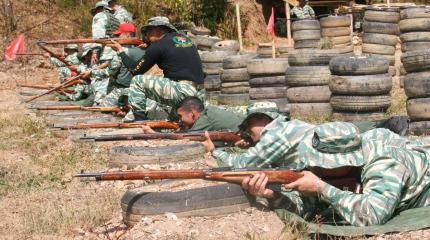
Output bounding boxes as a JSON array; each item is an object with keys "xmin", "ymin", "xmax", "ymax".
[
  {"xmin": 39, "ymin": 38, "xmax": 144, "ymax": 46},
  {"xmin": 25, "ymin": 74, "xmax": 82, "ymax": 103},
  {"xmin": 60, "ymin": 121, "xmax": 179, "ymax": 130}
]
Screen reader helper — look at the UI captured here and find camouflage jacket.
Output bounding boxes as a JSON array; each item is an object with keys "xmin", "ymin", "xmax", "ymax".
[
  {"xmin": 114, "ymin": 6, "xmax": 133, "ymax": 23},
  {"xmin": 49, "ymin": 52, "xmax": 80, "ymax": 68},
  {"xmin": 90, "ymin": 47, "xmax": 121, "ymax": 82},
  {"xmin": 92, "ymin": 11, "xmax": 108, "ymax": 39},
  {"xmin": 214, "ymin": 119, "xmax": 430, "ymax": 226},
  {"xmin": 291, "ymin": 5, "xmax": 315, "ymax": 20}
]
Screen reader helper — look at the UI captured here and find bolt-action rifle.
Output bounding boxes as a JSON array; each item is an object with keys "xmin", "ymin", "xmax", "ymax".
[
  {"xmin": 38, "ymin": 38, "xmax": 144, "ymax": 46},
  {"xmin": 74, "ymin": 167, "xmax": 361, "ymax": 193},
  {"xmin": 56, "ymin": 120, "xmax": 180, "ymax": 130},
  {"xmin": 18, "ymin": 84, "xmax": 75, "ymax": 94}
]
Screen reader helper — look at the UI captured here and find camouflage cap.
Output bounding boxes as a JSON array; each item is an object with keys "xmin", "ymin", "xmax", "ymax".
[
  {"xmin": 141, "ymin": 16, "xmax": 179, "ymax": 35},
  {"xmin": 80, "ymin": 43, "xmax": 101, "ymax": 58},
  {"xmin": 239, "ymin": 101, "xmax": 281, "ymax": 131},
  {"xmin": 64, "ymin": 44, "xmax": 79, "ymax": 51},
  {"xmin": 91, "ymin": 1, "xmax": 112, "ymax": 15}
]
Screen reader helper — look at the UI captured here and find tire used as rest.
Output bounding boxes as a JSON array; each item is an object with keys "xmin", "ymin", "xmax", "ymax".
[
  {"xmin": 288, "ymin": 103, "xmax": 332, "ymax": 116},
  {"xmin": 406, "ymin": 98, "xmax": 430, "ymax": 120},
  {"xmin": 329, "ymin": 55, "xmax": 389, "ymax": 75},
  {"xmin": 294, "ymin": 39, "xmax": 320, "ymax": 49},
  {"xmin": 247, "ymin": 58, "xmax": 289, "ymax": 76},
  {"xmin": 286, "ymin": 66, "xmax": 331, "ymax": 86},
  {"xmin": 400, "ymin": 7, "xmax": 430, "ymax": 20},
  {"xmin": 292, "ymin": 30, "xmax": 321, "ymax": 41},
  {"xmin": 362, "ymin": 43, "xmax": 396, "ymax": 55},
  {"xmin": 321, "ymin": 27, "xmax": 351, "ymax": 37},
  {"xmin": 401, "ymin": 49, "xmax": 430, "ymax": 73},
  {"xmin": 223, "ymin": 53, "xmax": 257, "ymax": 69},
  {"xmin": 249, "ymin": 75, "xmax": 286, "ymax": 87},
  {"xmin": 286, "ymin": 86, "xmax": 331, "ymax": 103},
  {"xmin": 400, "ymin": 32, "xmax": 430, "ymax": 42},
  {"xmin": 399, "ymin": 18, "xmax": 430, "ymax": 33},
  {"xmin": 288, "ymin": 48, "xmax": 350, "ymax": 66},
  {"xmin": 330, "ymin": 95, "xmax": 392, "ymax": 112},
  {"xmin": 220, "ymin": 68, "xmax": 250, "ymax": 82},
  {"xmin": 404, "ymin": 71, "xmax": 430, "ymax": 98},
  {"xmin": 329, "ymin": 74, "xmax": 392, "ymax": 95},
  {"xmin": 364, "ymin": 10, "xmax": 400, "ymax": 23},
  {"xmin": 332, "ymin": 112, "xmax": 386, "ymax": 122},
  {"xmin": 362, "ymin": 21, "xmax": 400, "ymax": 35},
  {"xmin": 249, "ymin": 87, "xmax": 287, "ymax": 100},
  {"xmin": 362, "ymin": 33, "xmax": 399, "ymax": 46},
  {"xmin": 401, "ymin": 42, "xmax": 430, "ymax": 52},
  {"xmin": 218, "ymin": 93, "xmax": 249, "ymax": 105},
  {"xmin": 320, "ymin": 16, "xmax": 350, "ymax": 28},
  {"xmin": 291, "ymin": 19, "xmax": 320, "ymax": 31},
  {"xmin": 200, "ymin": 51, "xmax": 235, "ymax": 63},
  {"xmin": 408, "ymin": 121, "xmax": 430, "ymax": 135}
]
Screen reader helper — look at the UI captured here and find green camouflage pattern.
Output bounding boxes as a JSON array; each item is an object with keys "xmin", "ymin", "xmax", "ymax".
[
  {"xmin": 113, "ymin": 6, "xmax": 133, "ymax": 23},
  {"xmin": 99, "ymin": 87, "xmax": 128, "ymax": 107},
  {"xmin": 127, "ymin": 75, "xmax": 203, "ymax": 120},
  {"xmin": 65, "ymin": 84, "xmax": 90, "ymax": 101},
  {"xmin": 92, "ymin": 10, "xmax": 120, "ymax": 39},
  {"xmin": 50, "ymin": 53, "xmax": 80, "ymax": 83},
  {"xmin": 214, "ymin": 119, "xmax": 430, "ymax": 226},
  {"xmin": 291, "ymin": 5, "xmax": 315, "ymax": 20}
]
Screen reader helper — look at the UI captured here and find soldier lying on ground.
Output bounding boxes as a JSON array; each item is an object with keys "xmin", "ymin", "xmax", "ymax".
[
  {"xmin": 203, "ymin": 108, "xmax": 429, "ymax": 226},
  {"xmin": 44, "ymin": 44, "xmax": 80, "ymax": 83},
  {"xmin": 109, "ymin": 16, "xmax": 205, "ymax": 121}
]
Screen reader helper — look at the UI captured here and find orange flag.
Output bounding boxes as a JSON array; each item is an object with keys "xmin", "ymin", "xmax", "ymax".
[
  {"xmin": 267, "ymin": 7, "xmax": 275, "ymax": 37},
  {"xmin": 4, "ymin": 34, "xmax": 25, "ymax": 61}
]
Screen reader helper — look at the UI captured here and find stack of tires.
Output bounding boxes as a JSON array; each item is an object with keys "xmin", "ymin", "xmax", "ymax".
[
  {"xmin": 286, "ymin": 49, "xmax": 337, "ymax": 116},
  {"xmin": 401, "ymin": 49, "xmax": 430, "ymax": 135},
  {"xmin": 329, "ymin": 55, "xmax": 392, "ymax": 121},
  {"xmin": 320, "ymin": 15, "xmax": 352, "ymax": 49},
  {"xmin": 247, "ymin": 58, "xmax": 290, "ymax": 114},
  {"xmin": 257, "ymin": 43, "xmax": 278, "ymax": 58},
  {"xmin": 218, "ymin": 54, "xmax": 256, "ymax": 106},
  {"xmin": 292, "ymin": 20, "xmax": 321, "ymax": 49},
  {"xmin": 362, "ymin": 7, "xmax": 400, "ymax": 68},
  {"xmin": 192, "ymin": 35, "xmax": 222, "ymax": 51},
  {"xmin": 399, "ymin": 7, "xmax": 430, "ymax": 53}
]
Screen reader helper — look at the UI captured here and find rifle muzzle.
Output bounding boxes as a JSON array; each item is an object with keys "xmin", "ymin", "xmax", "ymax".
[
  {"xmin": 79, "ymin": 136, "xmax": 96, "ymax": 142},
  {"xmin": 73, "ymin": 172, "xmax": 102, "ymax": 181}
]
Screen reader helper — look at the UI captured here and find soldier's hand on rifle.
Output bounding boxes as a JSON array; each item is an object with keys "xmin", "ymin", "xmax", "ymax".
[
  {"xmin": 81, "ymin": 70, "xmax": 92, "ymax": 79},
  {"xmin": 68, "ymin": 65, "xmax": 78, "ymax": 72},
  {"xmin": 283, "ymin": 171, "xmax": 325, "ymax": 196},
  {"xmin": 241, "ymin": 173, "xmax": 274, "ymax": 198},
  {"xmin": 235, "ymin": 139, "xmax": 250, "ymax": 148},
  {"xmin": 108, "ymin": 40, "xmax": 124, "ymax": 52},
  {"xmin": 202, "ymin": 131, "xmax": 215, "ymax": 153},
  {"xmin": 137, "ymin": 43, "xmax": 148, "ymax": 49},
  {"xmin": 141, "ymin": 125, "xmax": 156, "ymax": 134}
]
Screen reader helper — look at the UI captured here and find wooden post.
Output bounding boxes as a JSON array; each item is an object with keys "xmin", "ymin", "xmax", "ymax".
[
  {"xmin": 285, "ymin": 0, "xmax": 292, "ymax": 47},
  {"xmin": 235, "ymin": 3, "xmax": 243, "ymax": 52},
  {"xmin": 272, "ymin": 39, "xmax": 276, "ymax": 59},
  {"xmin": 387, "ymin": 0, "xmax": 391, "ymax": 8}
]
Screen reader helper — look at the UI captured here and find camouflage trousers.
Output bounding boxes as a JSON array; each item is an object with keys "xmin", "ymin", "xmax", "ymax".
[
  {"xmin": 65, "ymin": 84, "xmax": 90, "ymax": 101},
  {"xmin": 57, "ymin": 67, "xmax": 72, "ymax": 83},
  {"xmin": 90, "ymin": 78, "xmax": 109, "ymax": 106},
  {"xmin": 99, "ymin": 87, "xmax": 129, "ymax": 107},
  {"xmin": 128, "ymin": 75, "xmax": 205, "ymax": 120}
]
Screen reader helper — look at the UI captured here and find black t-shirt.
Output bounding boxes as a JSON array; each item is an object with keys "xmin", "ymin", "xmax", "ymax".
[{"xmin": 119, "ymin": 32, "xmax": 204, "ymax": 84}]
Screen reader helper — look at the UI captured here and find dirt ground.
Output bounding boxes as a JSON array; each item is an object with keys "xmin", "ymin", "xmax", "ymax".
[{"xmin": 0, "ymin": 53, "xmax": 428, "ymax": 240}]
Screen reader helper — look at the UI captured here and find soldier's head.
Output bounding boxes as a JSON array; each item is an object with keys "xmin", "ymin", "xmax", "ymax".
[
  {"xmin": 91, "ymin": 1, "xmax": 112, "ymax": 16},
  {"xmin": 299, "ymin": 0, "xmax": 307, "ymax": 7},
  {"xmin": 141, "ymin": 16, "xmax": 179, "ymax": 43},
  {"xmin": 239, "ymin": 102, "xmax": 281, "ymax": 143},
  {"xmin": 113, "ymin": 23, "xmax": 136, "ymax": 39},
  {"xmin": 106, "ymin": 0, "xmax": 119, "ymax": 9},
  {"xmin": 177, "ymin": 97, "xmax": 205, "ymax": 130},
  {"xmin": 64, "ymin": 44, "xmax": 79, "ymax": 56},
  {"xmin": 80, "ymin": 44, "xmax": 101, "ymax": 64}
]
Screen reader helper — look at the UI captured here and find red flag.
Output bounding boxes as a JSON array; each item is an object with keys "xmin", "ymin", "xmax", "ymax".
[
  {"xmin": 267, "ymin": 7, "xmax": 275, "ymax": 37},
  {"xmin": 4, "ymin": 34, "xmax": 25, "ymax": 61}
]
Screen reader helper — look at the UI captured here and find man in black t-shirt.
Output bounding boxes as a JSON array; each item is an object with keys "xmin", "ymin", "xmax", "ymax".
[{"xmin": 110, "ymin": 16, "xmax": 205, "ymax": 121}]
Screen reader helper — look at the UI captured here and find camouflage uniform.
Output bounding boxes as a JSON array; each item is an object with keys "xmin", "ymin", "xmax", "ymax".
[
  {"xmin": 291, "ymin": 5, "xmax": 315, "ymax": 20},
  {"xmin": 50, "ymin": 44, "xmax": 80, "ymax": 83},
  {"xmin": 214, "ymin": 118, "xmax": 430, "ymax": 226},
  {"xmin": 113, "ymin": 6, "xmax": 133, "ymax": 23},
  {"xmin": 92, "ymin": 1, "xmax": 120, "ymax": 39}
]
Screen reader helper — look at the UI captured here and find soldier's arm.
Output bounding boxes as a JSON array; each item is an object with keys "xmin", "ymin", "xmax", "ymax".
[
  {"xmin": 307, "ymin": 6, "xmax": 316, "ymax": 19},
  {"xmin": 50, "ymin": 57, "xmax": 65, "ymax": 67},
  {"xmin": 92, "ymin": 13, "xmax": 108, "ymax": 39},
  {"xmin": 119, "ymin": 46, "xmax": 158, "ymax": 75},
  {"xmin": 319, "ymin": 157, "xmax": 409, "ymax": 226},
  {"xmin": 91, "ymin": 55, "xmax": 121, "ymax": 78}
]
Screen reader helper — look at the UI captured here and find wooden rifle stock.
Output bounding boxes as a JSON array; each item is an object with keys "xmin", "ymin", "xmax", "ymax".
[
  {"xmin": 80, "ymin": 131, "xmax": 242, "ymax": 143},
  {"xmin": 16, "ymin": 53, "xmax": 44, "ymax": 56},
  {"xmin": 59, "ymin": 121, "xmax": 180, "ymax": 130},
  {"xmin": 36, "ymin": 105, "xmax": 122, "ymax": 113},
  {"xmin": 37, "ymin": 42, "xmax": 71, "ymax": 67},
  {"xmin": 25, "ymin": 74, "xmax": 83, "ymax": 103},
  {"xmin": 38, "ymin": 38, "xmax": 144, "ymax": 46},
  {"xmin": 74, "ymin": 167, "xmax": 361, "ymax": 192},
  {"xmin": 18, "ymin": 84, "xmax": 75, "ymax": 94}
]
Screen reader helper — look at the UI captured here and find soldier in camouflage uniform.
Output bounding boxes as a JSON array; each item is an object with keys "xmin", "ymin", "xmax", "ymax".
[
  {"xmin": 47, "ymin": 44, "xmax": 80, "ymax": 83},
  {"xmin": 110, "ymin": 16, "xmax": 205, "ymax": 121},
  {"xmin": 91, "ymin": 1, "xmax": 120, "ymax": 39},
  {"xmin": 203, "ymin": 107, "xmax": 430, "ymax": 226},
  {"xmin": 104, "ymin": 0, "xmax": 133, "ymax": 23},
  {"xmin": 291, "ymin": 0, "xmax": 315, "ymax": 20}
]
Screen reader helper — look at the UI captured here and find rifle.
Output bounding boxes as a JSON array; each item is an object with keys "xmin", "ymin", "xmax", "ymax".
[
  {"xmin": 36, "ymin": 105, "xmax": 122, "ymax": 113},
  {"xmin": 18, "ymin": 84, "xmax": 75, "ymax": 94},
  {"xmin": 16, "ymin": 53, "xmax": 44, "ymax": 56},
  {"xmin": 57, "ymin": 120, "xmax": 179, "ymax": 130},
  {"xmin": 74, "ymin": 167, "xmax": 361, "ymax": 193},
  {"xmin": 80, "ymin": 131, "xmax": 242, "ymax": 143},
  {"xmin": 25, "ymin": 74, "xmax": 84, "ymax": 103},
  {"xmin": 38, "ymin": 38, "xmax": 144, "ymax": 46},
  {"xmin": 37, "ymin": 42, "xmax": 71, "ymax": 67}
]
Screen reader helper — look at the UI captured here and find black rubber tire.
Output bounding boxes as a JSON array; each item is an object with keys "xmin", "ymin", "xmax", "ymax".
[
  {"xmin": 332, "ymin": 111, "xmax": 386, "ymax": 121},
  {"xmin": 292, "ymin": 30, "xmax": 321, "ymax": 41},
  {"xmin": 362, "ymin": 21, "xmax": 400, "ymax": 35},
  {"xmin": 206, "ymin": 90, "xmax": 220, "ymax": 102},
  {"xmin": 212, "ymin": 40, "xmax": 240, "ymax": 52},
  {"xmin": 249, "ymin": 87, "xmax": 287, "ymax": 100},
  {"xmin": 221, "ymin": 81, "xmax": 249, "ymax": 88},
  {"xmin": 191, "ymin": 26, "xmax": 211, "ymax": 36},
  {"xmin": 400, "ymin": 32, "xmax": 430, "ymax": 42},
  {"xmin": 404, "ymin": 71, "xmax": 430, "ymax": 98},
  {"xmin": 257, "ymin": 46, "xmax": 278, "ymax": 56},
  {"xmin": 401, "ymin": 42, "xmax": 430, "ymax": 52},
  {"xmin": 321, "ymin": 27, "xmax": 351, "ymax": 37},
  {"xmin": 222, "ymin": 53, "xmax": 257, "ymax": 69},
  {"xmin": 121, "ymin": 183, "xmax": 251, "ymax": 226},
  {"xmin": 408, "ymin": 121, "xmax": 430, "ymax": 135},
  {"xmin": 291, "ymin": 19, "xmax": 320, "ymax": 31},
  {"xmin": 285, "ymin": 66, "xmax": 330, "ymax": 86},
  {"xmin": 109, "ymin": 143, "xmax": 205, "ymax": 167},
  {"xmin": 332, "ymin": 43, "xmax": 353, "ymax": 50},
  {"xmin": 278, "ymin": 46, "xmax": 294, "ymax": 54},
  {"xmin": 288, "ymin": 49, "xmax": 350, "ymax": 66},
  {"xmin": 247, "ymin": 58, "xmax": 289, "ymax": 76},
  {"xmin": 364, "ymin": 10, "xmax": 400, "ymax": 23},
  {"xmin": 202, "ymin": 62, "xmax": 222, "ymax": 75},
  {"xmin": 320, "ymin": 16, "xmax": 351, "ymax": 28},
  {"xmin": 329, "ymin": 74, "xmax": 392, "ymax": 95},
  {"xmin": 330, "ymin": 36, "xmax": 351, "ymax": 45},
  {"xmin": 399, "ymin": 18, "xmax": 430, "ymax": 33},
  {"xmin": 200, "ymin": 51, "xmax": 234, "ymax": 63},
  {"xmin": 193, "ymin": 35, "xmax": 222, "ymax": 48},
  {"xmin": 363, "ymin": 54, "xmax": 395, "ymax": 66},
  {"xmin": 249, "ymin": 75, "xmax": 286, "ymax": 87},
  {"xmin": 204, "ymin": 75, "xmax": 221, "ymax": 90},
  {"xmin": 329, "ymin": 55, "xmax": 389, "ymax": 75},
  {"xmin": 407, "ymin": 98, "xmax": 430, "ymax": 121},
  {"xmin": 294, "ymin": 39, "xmax": 320, "ymax": 49},
  {"xmin": 286, "ymin": 86, "xmax": 331, "ymax": 103},
  {"xmin": 362, "ymin": 43, "xmax": 396, "ymax": 55},
  {"xmin": 220, "ymin": 68, "xmax": 249, "ymax": 82},
  {"xmin": 330, "ymin": 95, "xmax": 392, "ymax": 112},
  {"xmin": 401, "ymin": 49, "xmax": 430, "ymax": 73},
  {"xmin": 221, "ymin": 86, "xmax": 250, "ymax": 94},
  {"xmin": 288, "ymin": 103, "xmax": 332, "ymax": 116},
  {"xmin": 400, "ymin": 7, "xmax": 430, "ymax": 20},
  {"xmin": 362, "ymin": 33, "xmax": 399, "ymax": 46},
  {"xmin": 218, "ymin": 93, "xmax": 249, "ymax": 105}
]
